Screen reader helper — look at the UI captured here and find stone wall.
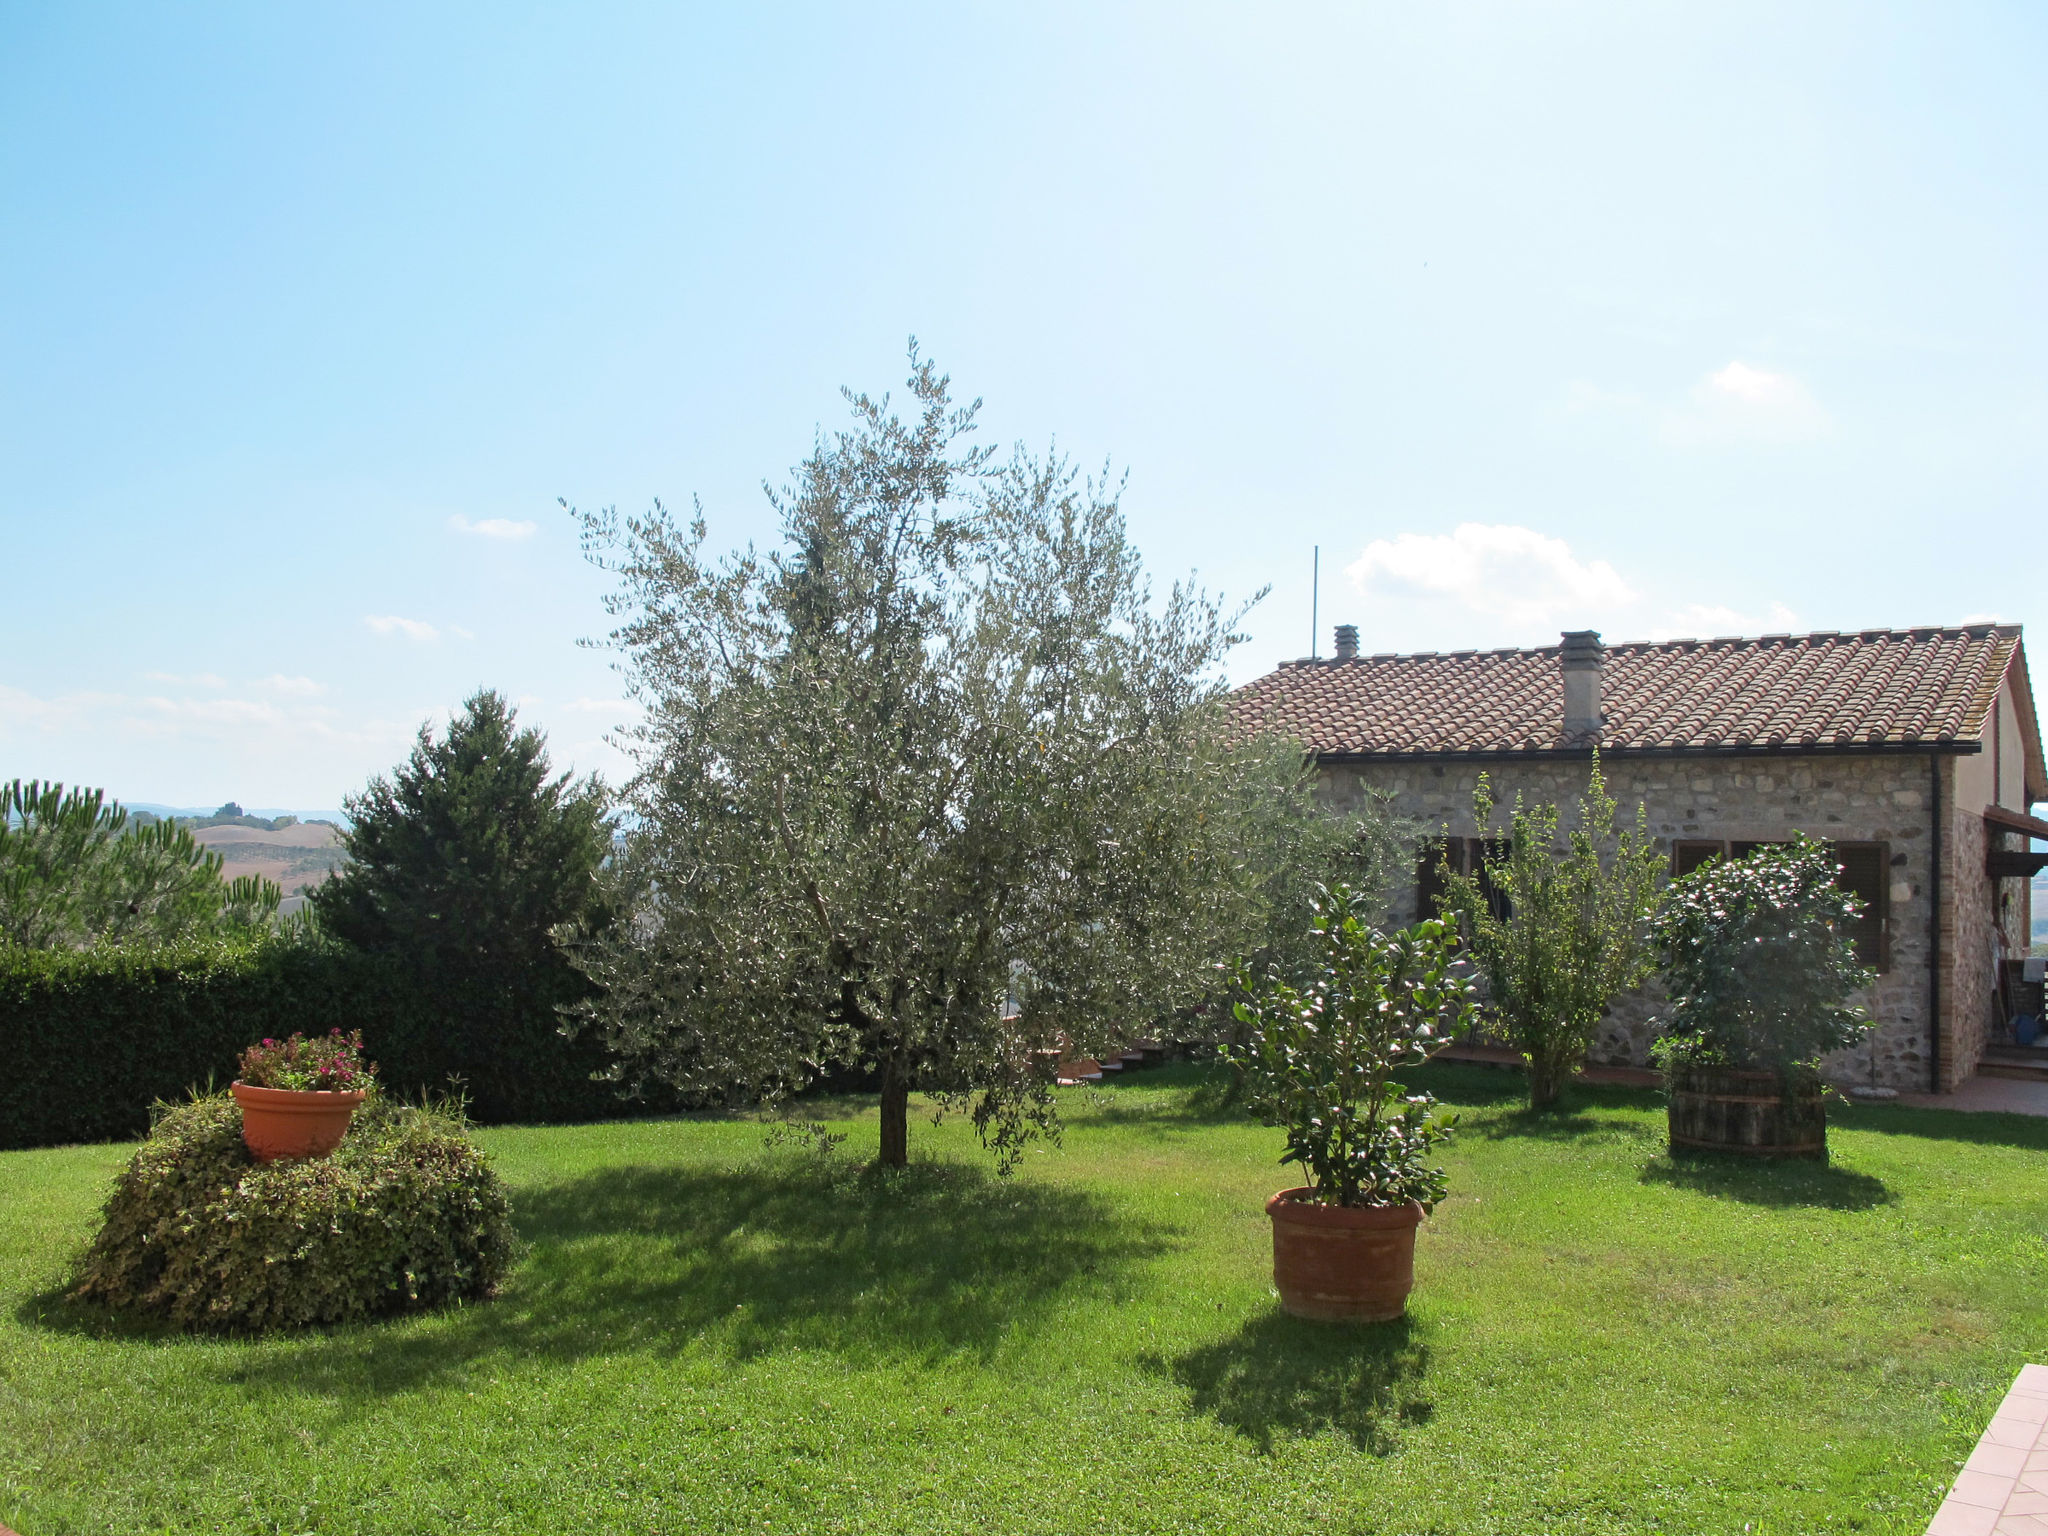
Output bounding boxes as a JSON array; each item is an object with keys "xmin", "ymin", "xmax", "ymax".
[
  {"xmin": 1317, "ymin": 751, "xmax": 1944, "ymax": 1091},
  {"xmin": 1941, "ymin": 750, "xmax": 2033, "ymax": 1089}
]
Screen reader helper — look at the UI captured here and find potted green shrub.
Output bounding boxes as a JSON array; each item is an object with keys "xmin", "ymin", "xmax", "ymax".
[
  {"xmin": 231, "ymin": 1029, "xmax": 377, "ymax": 1162},
  {"xmin": 1229, "ymin": 886, "xmax": 1476, "ymax": 1321},
  {"xmin": 1651, "ymin": 835, "xmax": 1874, "ymax": 1159}
]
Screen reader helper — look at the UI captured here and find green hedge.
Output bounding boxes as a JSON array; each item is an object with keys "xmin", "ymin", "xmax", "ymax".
[
  {"xmin": 0, "ymin": 934, "xmax": 664, "ymax": 1150},
  {"xmin": 71, "ymin": 1092, "xmax": 515, "ymax": 1331}
]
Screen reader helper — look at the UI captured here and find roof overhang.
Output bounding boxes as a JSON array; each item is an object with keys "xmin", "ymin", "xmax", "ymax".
[{"xmin": 1998, "ymin": 640, "xmax": 2048, "ymax": 805}]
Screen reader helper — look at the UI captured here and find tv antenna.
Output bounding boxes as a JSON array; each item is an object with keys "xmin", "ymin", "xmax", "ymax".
[{"xmin": 1310, "ymin": 545, "xmax": 1320, "ymax": 659}]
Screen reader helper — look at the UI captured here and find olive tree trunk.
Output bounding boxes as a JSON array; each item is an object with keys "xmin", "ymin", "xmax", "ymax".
[{"xmin": 877, "ymin": 1053, "xmax": 911, "ymax": 1168}]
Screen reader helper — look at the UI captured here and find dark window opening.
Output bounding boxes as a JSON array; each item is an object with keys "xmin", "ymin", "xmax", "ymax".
[
  {"xmin": 1729, "ymin": 839, "xmax": 1789, "ymax": 861},
  {"xmin": 1471, "ymin": 837, "xmax": 1513, "ymax": 922},
  {"xmin": 1671, "ymin": 840, "xmax": 1723, "ymax": 879},
  {"xmin": 1415, "ymin": 836, "xmax": 1459, "ymax": 923}
]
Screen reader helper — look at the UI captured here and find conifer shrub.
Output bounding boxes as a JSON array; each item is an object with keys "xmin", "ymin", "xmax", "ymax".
[{"xmin": 70, "ymin": 1092, "xmax": 515, "ymax": 1332}]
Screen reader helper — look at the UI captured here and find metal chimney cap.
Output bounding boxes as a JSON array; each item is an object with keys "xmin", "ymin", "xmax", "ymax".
[{"xmin": 1333, "ymin": 624, "xmax": 1360, "ymax": 660}]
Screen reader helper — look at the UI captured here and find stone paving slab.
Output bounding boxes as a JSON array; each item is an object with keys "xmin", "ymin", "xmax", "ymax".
[{"xmin": 1926, "ymin": 1364, "xmax": 2048, "ymax": 1534}]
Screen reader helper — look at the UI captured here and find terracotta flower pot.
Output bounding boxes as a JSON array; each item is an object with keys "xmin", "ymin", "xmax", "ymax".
[
  {"xmin": 231, "ymin": 1082, "xmax": 367, "ymax": 1163},
  {"xmin": 1266, "ymin": 1188, "xmax": 1424, "ymax": 1322}
]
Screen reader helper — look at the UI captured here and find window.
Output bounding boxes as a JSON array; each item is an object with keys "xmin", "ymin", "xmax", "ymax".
[
  {"xmin": 1415, "ymin": 837, "xmax": 1512, "ymax": 922},
  {"xmin": 1667, "ymin": 837, "xmax": 1889, "ymax": 972}
]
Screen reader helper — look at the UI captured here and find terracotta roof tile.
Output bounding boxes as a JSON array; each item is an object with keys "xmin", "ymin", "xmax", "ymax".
[{"xmin": 1229, "ymin": 625, "xmax": 2023, "ymax": 757}]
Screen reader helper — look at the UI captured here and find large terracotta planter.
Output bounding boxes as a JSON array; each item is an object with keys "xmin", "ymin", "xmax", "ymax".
[
  {"xmin": 1266, "ymin": 1188, "xmax": 1424, "ymax": 1322},
  {"xmin": 1666, "ymin": 1064, "xmax": 1826, "ymax": 1159},
  {"xmin": 231, "ymin": 1082, "xmax": 367, "ymax": 1163}
]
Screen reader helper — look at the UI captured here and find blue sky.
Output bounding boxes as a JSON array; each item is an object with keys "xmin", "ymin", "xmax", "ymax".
[{"xmin": 3, "ymin": 3, "xmax": 2044, "ymax": 810}]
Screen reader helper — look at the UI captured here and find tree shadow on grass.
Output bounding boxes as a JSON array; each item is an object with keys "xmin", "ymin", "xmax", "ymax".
[
  {"xmin": 1640, "ymin": 1150, "xmax": 1895, "ymax": 1210},
  {"xmin": 1404, "ymin": 1060, "xmax": 1544, "ymax": 1109},
  {"xmin": 1067, "ymin": 1064, "xmax": 1251, "ymax": 1133},
  {"xmin": 1468, "ymin": 1098, "xmax": 1667, "ymax": 1145},
  {"xmin": 176, "ymin": 1155, "xmax": 1178, "ymax": 1405},
  {"xmin": 1831, "ymin": 1102, "xmax": 2048, "ymax": 1153},
  {"xmin": 1147, "ymin": 1312, "xmax": 1431, "ymax": 1455},
  {"xmin": 1401, "ymin": 1065, "xmax": 1667, "ymax": 1143}
]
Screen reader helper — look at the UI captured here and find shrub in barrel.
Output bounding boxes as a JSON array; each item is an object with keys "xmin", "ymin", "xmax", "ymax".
[{"xmin": 1651, "ymin": 834, "xmax": 1874, "ymax": 1159}]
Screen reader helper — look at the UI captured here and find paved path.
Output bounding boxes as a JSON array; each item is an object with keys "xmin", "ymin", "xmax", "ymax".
[
  {"xmin": 1926, "ymin": 1364, "xmax": 2048, "ymax": 1533},
  {"xmin": 1898, "ymin": 1077, "xmax": 2048, "ymax": 1118},
  {"xmin": 1444, "ymin": 1043, "xmax": 2048, "ymax": 1114}
]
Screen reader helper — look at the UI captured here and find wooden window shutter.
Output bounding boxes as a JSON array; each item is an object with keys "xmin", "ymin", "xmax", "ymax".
[
  {"xmin": 1828, "ymin": 841, "xmax": 1889, "ymax": 973},
  {"xmin": 1671, "ymin": 840, "xmax": 1724, "ymax": 878}
]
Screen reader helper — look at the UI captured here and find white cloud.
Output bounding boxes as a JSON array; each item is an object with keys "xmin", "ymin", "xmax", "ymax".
[
  {"xmin": 1665, "ymin": 361, "xmax": 1830, "ymax": 445},
  {"xmin": 1346, "ymin": 523, "xmax": 1636, "ymax": 627},
  {"xmin": 1645, "ymin": 600, "xmax": 1800, "ymax": 641},
  {"xmin": 1703, "ymin": 361, "xmax": 1799, "ymax": 408},
  {"xmin": 141, "ymin": 695, "xmax": 293, "ymax": 727},
  {"xmin": 258, "ymin": 674, "xmax": 326, "ymax": 696},
  {"xmin": 1330, "ymin": 522, "xmax": 1807, "ymax": 654},
  {"xmin": 449, "ymin": 514, "xmax": 538, "ymax": 540},
  {"xmin": 0, "ymin": 679, "xmax": 419, "ymax": 802},
  {"xmin": 0, "ymin": 676, "xmax": 636, "ymax": 809},
  {"xmin": 364, "ymin": 615, "xmax": 440, "ymax": 642},
  {"xmin": 1562, "ymin": 361, "xmax": 1830, "ymax": 446}
]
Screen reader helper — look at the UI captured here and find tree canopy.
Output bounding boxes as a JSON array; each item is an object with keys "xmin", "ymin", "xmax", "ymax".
[
  {"xmin": 310, "ymin": 691, "xmax": 615, "ymax": 1118},
  {"xmin": 0, "ymin": 779, "xmax": 279, "ymax": 950},
  {"xmin": 566, "ymin": 347, "xmax": 1362, "ymax": 1168}
]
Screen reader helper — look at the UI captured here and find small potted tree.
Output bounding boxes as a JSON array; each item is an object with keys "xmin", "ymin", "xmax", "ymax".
[
  {"xmin": 231, "ymin": 1029, "xmax": 377, "ymax": 1162},
  {"xmin": 1652, "ymin": 835, "xmax": 1874, "ymax": 1159},
  {"xmin": 1229, "ymin": 885, "xmax": 1476, "ymax": 1322}
]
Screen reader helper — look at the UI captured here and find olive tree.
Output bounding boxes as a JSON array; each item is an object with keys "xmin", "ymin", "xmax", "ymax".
[
  {"xmin": 1436, "ymin": 755, "xmax": 1664, "ymax": 1109},
  {"xmin": 565, "ymin": 348, "xmax": 1342, "ymax": 1169}
]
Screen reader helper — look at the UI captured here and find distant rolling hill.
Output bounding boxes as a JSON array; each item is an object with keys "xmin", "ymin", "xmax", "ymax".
[{"xmin": 191, "ymin": 821, "xmax": 348, "ymax": 899}]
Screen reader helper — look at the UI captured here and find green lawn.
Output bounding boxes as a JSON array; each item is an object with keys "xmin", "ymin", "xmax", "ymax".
[{"xmin": 2, "ymin": 1064, "xmax": 2043, "ymax": 1535}]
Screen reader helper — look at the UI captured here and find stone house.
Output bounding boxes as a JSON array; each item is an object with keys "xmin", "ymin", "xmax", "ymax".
[{"xmin": 1230, "ymin": 623, "xmax": 2046, "ymax": 1093}]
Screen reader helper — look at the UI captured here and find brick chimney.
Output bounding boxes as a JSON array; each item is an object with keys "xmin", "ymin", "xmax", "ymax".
[
  {"xmin": 1333, "ymin": 624, "xmax": 1359, "ymax": 660},
  {"xmin": 1560, "ymin": 630, "xmax": 1604, "ymax": 734}
]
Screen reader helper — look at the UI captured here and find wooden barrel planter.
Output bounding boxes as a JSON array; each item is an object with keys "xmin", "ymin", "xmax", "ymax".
[{"xmin": 1666, "ymin": 1065, "xmax": 1826, "ymax": 1159}]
